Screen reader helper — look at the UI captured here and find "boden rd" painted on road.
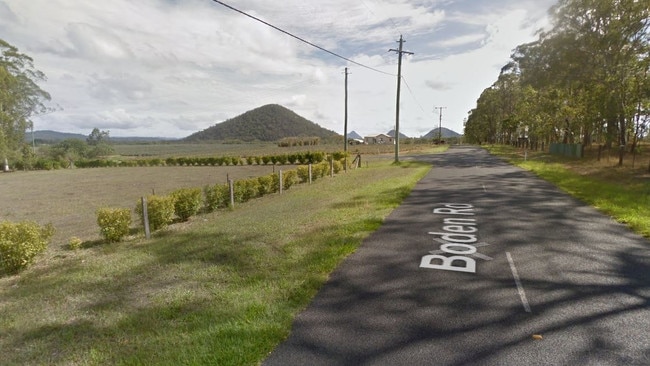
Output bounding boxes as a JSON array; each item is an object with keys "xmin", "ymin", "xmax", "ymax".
[{"xmin": 420, "ymin": 203, "xmax": 491, "ymax": 273}]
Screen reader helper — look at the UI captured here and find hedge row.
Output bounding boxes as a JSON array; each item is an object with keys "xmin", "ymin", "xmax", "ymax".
[
  {"xmin": 99, "ymin": 160, "xmax": 345, "ymax": 239},
  {"xmin": 73, "ymin": 151, "xmax": 345, "ymax": 169}
]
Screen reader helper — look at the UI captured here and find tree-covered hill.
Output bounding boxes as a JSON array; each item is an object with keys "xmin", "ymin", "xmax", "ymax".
[{"xmin": 184, "ymin": 104, "xmax": 341, "ymax": 142}]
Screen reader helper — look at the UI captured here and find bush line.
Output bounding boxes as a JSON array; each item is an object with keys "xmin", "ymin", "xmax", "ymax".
[{"xmin": 21, "ymin": 151, "xmax": 348, "ymax": 170}]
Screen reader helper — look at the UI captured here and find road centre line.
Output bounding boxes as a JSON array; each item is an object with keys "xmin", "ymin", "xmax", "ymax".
[{"xmin": 506, "ymin": 252, "xmax": 532, "ymax": 313}]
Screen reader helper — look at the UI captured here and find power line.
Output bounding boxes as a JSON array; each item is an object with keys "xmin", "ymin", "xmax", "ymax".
[
  {"xmin": 401, "ymin": 76, "xmax": 427, "ymax": 115},
  {"xmin": 359, "ymin": 0, "xmax": 404, "ymax": 37},
  {"xmin": 211, "ymin": 0, "xmax": 395, "ymax": 76}
]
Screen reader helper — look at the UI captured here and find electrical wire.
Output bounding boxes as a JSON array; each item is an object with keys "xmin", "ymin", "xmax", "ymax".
[
  {"xmin": 210, "ymin": 0, "xmax": 395, "ymax": 77},
  {"xmin": 401, "ymin": 75, "xmax": 427, "ymax": 115}
]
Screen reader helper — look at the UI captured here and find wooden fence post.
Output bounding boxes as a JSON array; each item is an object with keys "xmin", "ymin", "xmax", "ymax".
[
  {"xmin": 141, "ymin": 196, "xmax": 151, "ymax": 239},
  {"xmin": 279, "ymin": 170, "xmax": 283, "ymax": 194},
  {"xmin": 228, "ymin": 179, "xmax": 235, "ymax": 208},
  {"xmin": 308, "ymin": 164, "xmax": 312, "ymax": 184}
]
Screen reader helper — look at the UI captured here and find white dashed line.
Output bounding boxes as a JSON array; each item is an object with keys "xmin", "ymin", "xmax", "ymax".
[{"xmin": 506, "ymin": 252, "xmax": 531, "ymax": 313}]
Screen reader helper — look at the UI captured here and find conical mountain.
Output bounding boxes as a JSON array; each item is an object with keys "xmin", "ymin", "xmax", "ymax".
[{"xmin": 184, "ymin": 104, "xmax": 340, "ymax": 142}]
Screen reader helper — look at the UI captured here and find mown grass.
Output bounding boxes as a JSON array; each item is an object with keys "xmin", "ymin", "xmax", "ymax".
[
  {"xmin": 0, "ymin": 159, "xmax": 431, "ymax": 365},
  {"xmin": 485, "ymin": 144, "xmax": 650, "ymax": 238}
]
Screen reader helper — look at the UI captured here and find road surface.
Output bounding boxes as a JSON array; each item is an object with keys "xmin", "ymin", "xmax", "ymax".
[{"xmin": 264, "ymin": 146, "xmax": 650, "ymax": 366}]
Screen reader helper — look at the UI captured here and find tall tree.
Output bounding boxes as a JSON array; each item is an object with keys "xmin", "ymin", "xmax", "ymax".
[{"xmin": 0, "ymin": 39, "xmax": 51, "ymax": 165}]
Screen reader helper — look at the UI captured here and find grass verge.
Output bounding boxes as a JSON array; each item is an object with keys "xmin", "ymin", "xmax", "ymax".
[
  {"xmin": 485, "ymin": 145, "xmax": 650, "ymax": 238},
  {"xmin": 0, "ymin": 159, "xmax": 431, "ymax": 366}
]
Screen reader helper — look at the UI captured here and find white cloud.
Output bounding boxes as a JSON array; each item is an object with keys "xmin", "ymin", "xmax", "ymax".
[{"xmin": 0, "ymin": 0, "xmax": 555, "ymax": 138}]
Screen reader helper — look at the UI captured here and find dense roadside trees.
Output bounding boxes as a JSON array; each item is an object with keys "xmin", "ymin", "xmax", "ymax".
[
  {"xmin": 0, "ymin": 39, "xmax": 51, "ymax": 168},
  {"xmin": 465, "ymin": 0, "xmax": 650, "ymax": 164}
]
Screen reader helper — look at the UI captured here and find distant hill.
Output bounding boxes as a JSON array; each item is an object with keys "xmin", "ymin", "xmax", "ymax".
[
  {"xmin": 185, "ymin": 104, "xmax": 340, "ymax": 142},
  {"xmin": 386, "ymin": 129, "xmax": 410, "ymax": 139},
  {"xmin": 423, "ymin": 127, "xmax": 461, "ymax": 139},
  {"xmin": 346, "ymin": 131, "xmax": 363, "ymax": 140},
  {"xmin": 30, "ymin": 130, "xmax": 87, "ymax": 142},
  {"xmin": 28, "ymin": 130, "xmax": 176, "ymax": 144}
]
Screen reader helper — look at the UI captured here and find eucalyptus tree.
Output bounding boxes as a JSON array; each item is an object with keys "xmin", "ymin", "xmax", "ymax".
[
  {"xmin": 467, "ymin": 0, "xmax": 650, "ymax": 161},
  {"xmin": 0, "ymin": 39, "xmax": 51, "ymax": 167},
  {"xmin": 545, "ymin": 0, "xmax": 649, "ymax": 163}
]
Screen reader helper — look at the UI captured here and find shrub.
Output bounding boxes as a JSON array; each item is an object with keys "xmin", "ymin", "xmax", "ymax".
[
  {"xmin": 234, "ymin": 179, "xmax": 259, "ymax": 203},
  {"xmin": 246, "ymin": 156, "xmax": 254, "ymax": 165},
  {"xmin": 171, "ymin": 188, "xmax": 203, "ymax": 221},
  {"xmin": 96, "ymin": 207, "xmax": 132, "ymax": 242},
  {"xmin": 254, "ymin": 156, "xmax": 262, "ymax": 165},
  {"xmin": 231, "ymin": 157, "xmax": 240, "ymax": 166},
  {"xmin": 257, "ymin": 175, "xmax": 273, "ymax": 196},
  {"xmin": 135, "ymin": 195, "xmax": 175, "ymax": 231},
  {"xmin": 271, "ymin": 173, "xmax": 281, "ymax": 193},
  {"xmin": 296, "ymin": 166, "xmax": 310, "ymax": 183},
  {"xmin": 283, "ymin": 170, "xmax": 298, "ymax": 190},
  {"xmin": 313, "ymin": 161, "xmax": 329, "ymax": 179},
  {"xmin": 0, "ymin": 221, "xmax": 54, "ymax": 274},
  {"xmin": 333, "ymin": 160, "xmax": 343, "ymax": 174},
  {"xmin": 277, "ymin": 154, "xmax": 288, "ymax": 165},
  {"xmin": 68, "ymin": 236, "xmax": 83, "ymax": 250},
  {"xmin": 261, "ymin": 156, "xmax": 271, "ymax": 165},
  {"xmin": 204, "ymin": 183, "xmax": 230, "ymax": 211}
]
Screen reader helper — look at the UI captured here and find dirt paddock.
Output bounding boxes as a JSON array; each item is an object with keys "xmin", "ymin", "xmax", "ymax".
[{"xmin": 1, "ymin": 165, "xmax": 284, "ymax": 248}]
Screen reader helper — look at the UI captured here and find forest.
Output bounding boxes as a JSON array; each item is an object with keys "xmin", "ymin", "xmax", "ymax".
[{"xmin": 464, "ymin": 0, "xmax": 649, "ymax": 164}]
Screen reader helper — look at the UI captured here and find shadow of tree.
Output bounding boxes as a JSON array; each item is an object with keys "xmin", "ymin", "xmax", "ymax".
[{"xmin": 263, "ymin": 146, "xmax": 650, "ymax": 366}]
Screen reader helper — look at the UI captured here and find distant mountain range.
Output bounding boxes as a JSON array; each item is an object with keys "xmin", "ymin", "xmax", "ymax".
[
  {"xmin": 185, "ymin": 104, "xmax": 340, "ymax": 142},
  {"xmin": 29, "ymin": 106, "xmax": 461, "ymax": 145},
  {"xmin": 28, "ymin": 130, "xmax": 176, "ymax": 143}
]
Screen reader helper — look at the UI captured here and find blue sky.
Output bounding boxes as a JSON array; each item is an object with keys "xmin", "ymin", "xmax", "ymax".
[{"xmin": 0, "ymin": 0, "xmax": 555, "ymax": 138}]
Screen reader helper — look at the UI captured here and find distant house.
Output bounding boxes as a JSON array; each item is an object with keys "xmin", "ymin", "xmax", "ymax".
[{"xmin": 364, "ymin": 134, "xmax": 394, "ymax": 144}]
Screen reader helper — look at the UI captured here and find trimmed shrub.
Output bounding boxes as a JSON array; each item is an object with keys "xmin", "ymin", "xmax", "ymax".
[
  {"xmin": 261, "ymin": 156, "xmax": 271, "ymax": 165},
  {"xmin": 277, "ymin": 154, "xmax": 288, "ymax": 165},
  {"xmin": 231, "ymin": 157, "xmax": 240, "ymax": 166},
  {"xmin": 135, "ymin": 195, "xmax": 175, "ymax": 231},
  {"xmin": 257, "ymin": 175, "xmax": 274, "ymax": 196},
  {"xmin": 313, "ymin": 161, "xmax": 329, "ymax": 179},
  {"xmin": 234, "ymin": 178, "xmax": 259, "ymax": 203},
  {"xmin": 0, "ymin": 221, "xmax": 54, "ymax": 274},
  {"xmin": 68, "ymin": 236, "xmax": 83, "ymax": 250},
  {"xmin": 271, "ymin": 173, "xmax": 281, "ymax": 193},
  {"xmin": 246, "ymin": 156, "xmax": 254, "ymax": 165},
  {"xmin": 254, "ymin": 156, "xmax": 262, "ymax": 165},
  {"xmin": 204, "ymin": 183, "xmax": 230, "ymax": 211},
  {"xmin": 96, "ymin": 207, "xmax": 132, "ymax": 243},
  {"xmin": 297, "ymin": 166, "xmax": 310, "ymax": 183},
  {"xmin": 171, "ymin": 188, "xmax": 203, "ymax": 221},
  {"xmin": 283, "ymin": 170, "xmax": 298, "ymax": 190},
  {"xmin": 333, "ymin": 160, "xmax": 343, "ymax": 174}
]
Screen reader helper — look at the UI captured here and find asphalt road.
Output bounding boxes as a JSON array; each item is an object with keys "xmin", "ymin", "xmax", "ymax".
[{"xmin": 263, "ymin": 146, "xmax": 650, "ymax": 366}]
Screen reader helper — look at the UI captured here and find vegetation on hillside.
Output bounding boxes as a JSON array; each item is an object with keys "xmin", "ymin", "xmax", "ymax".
[
  {"xmin": 465, "ymin": 0, "xmax": 649, "ymax": 166},
  {"xmin": 184, "ymin": 104, "xmax": 341, "ymax": 142}
]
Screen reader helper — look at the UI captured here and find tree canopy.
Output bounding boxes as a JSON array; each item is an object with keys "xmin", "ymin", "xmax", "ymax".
[
  {"xmin": 0, "ymin": 39, "xmax": 51, "ymax": 163},
  {"xmin": 465, "ymin": 0, "xmax": 650, "ymax": 164}
]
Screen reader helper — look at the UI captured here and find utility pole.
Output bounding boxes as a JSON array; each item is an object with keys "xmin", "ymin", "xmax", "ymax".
[
  {"xmin": 434, "ymin": 106, "xmax": 446, "ymax": 144},
  {"xmin": 389, "ymin": 35, "xmax": 413, "ymax": 163},
  {"xmin": 343, "ymin": 67, "xmax": 349, "ymax": 172}
]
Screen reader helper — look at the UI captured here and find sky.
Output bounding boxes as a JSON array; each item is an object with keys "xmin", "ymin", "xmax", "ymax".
[{"xmin": 0, "ymin": 0, "xmax": 556, "ymax": 138}]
